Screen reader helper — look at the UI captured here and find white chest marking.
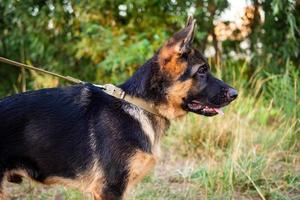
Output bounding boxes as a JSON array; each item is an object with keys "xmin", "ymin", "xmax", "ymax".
[{"xmin": 123, "ymin": 105, "xmax": 156, "ymax": 147}]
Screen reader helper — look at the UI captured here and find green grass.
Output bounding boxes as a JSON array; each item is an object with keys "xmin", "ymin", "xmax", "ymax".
[{"xmin": 3, "ymin": 63, "xmax": 300, "ymax": 199}]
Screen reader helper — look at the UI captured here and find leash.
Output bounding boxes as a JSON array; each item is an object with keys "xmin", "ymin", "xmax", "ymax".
[
  {"xmin": 0, "ymin": 56, "xmax": 160, "ymax": 116},
  {"xmin": 0, "ymin": 57, "xmax": 83, "ymax": 84}
]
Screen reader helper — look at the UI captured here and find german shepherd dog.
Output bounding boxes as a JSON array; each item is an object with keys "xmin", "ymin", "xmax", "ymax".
[{"xmin": 0, "ymin": 17, "xmax": 237, "ymax": 200}]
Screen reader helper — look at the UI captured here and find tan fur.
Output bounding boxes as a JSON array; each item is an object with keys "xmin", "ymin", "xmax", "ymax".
[
  {"xmin": 44, "ymin": 161, "xmax": 104, "ymax": 198},
  {"xmin": 0, "ymin": 189, "xmax": 5, "ymax": 200},
  {"xmin": 157, "ymin": 39, "xmax": 194, "ymax": 119},
  {"xmin": 127, "ymin": 151, "xmax": 156, "ymax": 190},
  {"xmin": 1, "ymin": 161, "xmax": 104, "ymax": 200},
  {"xmin": 159, "ymin": 46, "xmax": 188, "ymax": 78},
  {"xmin": 151, "ymin": 116, "xmax": 170, "ymax": 157},
  {"xmin": 157, "ymin": 79, "xmax": 193, "ymax": 119}
]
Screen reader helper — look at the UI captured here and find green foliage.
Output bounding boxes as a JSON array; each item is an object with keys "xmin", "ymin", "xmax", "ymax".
[
  {"xmin": 249, "ymin": 0, "xmax": 300, "ymax": 71},
  {"xmin": 264, "ymin": 62, "xmax": 300, "ymax": 120},
  {"xmin": 0, "ymin": 0, "xmax": 229, "ymax": 94},
  {"xmin": 0, "ymin": 1, "xmax": 299, "ymax": 199}
]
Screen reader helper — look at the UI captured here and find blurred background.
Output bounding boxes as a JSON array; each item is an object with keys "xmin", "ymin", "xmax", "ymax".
[{"xmin": 0, "ymin": 0, "xmax": 299, "ymax": 199}]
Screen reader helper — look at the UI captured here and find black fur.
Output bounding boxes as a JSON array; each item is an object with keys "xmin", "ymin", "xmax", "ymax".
[
  {"xmin": 0, "ymin": 83, "xmax": 152, "ymax": 199},
  {"xmin": 121, "ymin": 54, "xmax": 171, "ymax": 104}
]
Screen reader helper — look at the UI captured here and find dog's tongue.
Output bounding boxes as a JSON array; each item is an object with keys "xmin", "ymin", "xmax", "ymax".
[{"xmin": 213, "ymin": 108, "xmax": 224, "ymax": 115}]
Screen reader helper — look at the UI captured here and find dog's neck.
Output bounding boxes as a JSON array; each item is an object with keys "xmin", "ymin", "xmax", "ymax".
[
  {"xmin": 120, "ymin": 54, "xmax": 170, "ymax": 135},
  {"xmin": 120, "ymin": 54, "xmax": 170, "ymax": 104}
]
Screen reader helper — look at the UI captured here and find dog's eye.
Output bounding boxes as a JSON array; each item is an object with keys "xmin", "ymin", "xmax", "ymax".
[
  {"xmin": 181, "ymin": 52, "xmax": 189, "ymax": 60},
  {"xmin": 197, "ymin": 66, "xmax": 207, "ymax": 74}
]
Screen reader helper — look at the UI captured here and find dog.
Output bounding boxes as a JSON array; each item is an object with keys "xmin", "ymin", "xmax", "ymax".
[{"xmin": 0, "ymin": 16, "xmax": 237, "ymax": 200}]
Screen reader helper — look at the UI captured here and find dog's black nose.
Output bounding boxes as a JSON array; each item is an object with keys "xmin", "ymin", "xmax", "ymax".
[{"xmin": 227, "ymin": 88, "xmax": 238, "ymax": 101}]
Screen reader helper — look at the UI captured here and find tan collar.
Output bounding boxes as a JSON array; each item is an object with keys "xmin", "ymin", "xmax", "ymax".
[{"xmin": 94, "ymin": 84, "xmax": 160, "ymax": 116}]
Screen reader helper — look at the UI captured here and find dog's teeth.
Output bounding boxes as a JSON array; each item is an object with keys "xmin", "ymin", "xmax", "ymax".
[{"xmin": 189, "ymin": 103, "xmax": 202, "ymax": 110}]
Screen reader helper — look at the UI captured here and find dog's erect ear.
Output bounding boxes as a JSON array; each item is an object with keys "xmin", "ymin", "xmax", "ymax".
[
  {"xmin": 185, "ymin": 15, "xmax": 194, "ymax": 27},
  {"xmin": 162, "ymin": 16, "xmax": 197, "ymax": 55},
  {"xmin": 178, "ymin": 17, "xmax": 196, "ymax": 54},
  {"xmin": 158, "ymin": 17, "xmax": 197, "ymax": 77}
]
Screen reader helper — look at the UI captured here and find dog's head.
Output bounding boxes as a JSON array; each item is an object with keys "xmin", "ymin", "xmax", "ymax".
[{"xmin": 157, "ymin": 16, "xmax": 238, "ymax": 119}]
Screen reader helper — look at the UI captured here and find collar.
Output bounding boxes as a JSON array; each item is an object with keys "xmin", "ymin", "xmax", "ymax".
[{"xmin": 93, "ymin": 84, "xmax": 160, "ymax": 116}]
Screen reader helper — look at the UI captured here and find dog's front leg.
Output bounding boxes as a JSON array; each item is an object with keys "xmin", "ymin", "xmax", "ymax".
[
  {"xmin": 126, "ymin": 151, "xmax": 156, "ymax": 190},
  {"xmin": 93, "ymin": 187, "xmax": 123, "ymax": 200},
  {"xmin": 98, "ymin": 186, "xmax": 124, "ymax": 200},
  {"xmin": 121, "ymin": 150, "xmax": 157, "ymax": 200},
  {"xmin": 92, "ymin": 171, "xmax": 127, "ymax": 200}
]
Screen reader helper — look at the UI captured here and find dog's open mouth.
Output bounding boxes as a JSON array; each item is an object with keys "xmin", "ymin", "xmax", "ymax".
[{"xmin": 187, "ymin": 100, "xmax": 224, "ymax": 116}]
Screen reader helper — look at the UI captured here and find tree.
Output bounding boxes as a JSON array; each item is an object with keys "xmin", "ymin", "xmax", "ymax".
[{"xmin": 249, "ymin": 0, "xmax": 300, "ymax": 71}]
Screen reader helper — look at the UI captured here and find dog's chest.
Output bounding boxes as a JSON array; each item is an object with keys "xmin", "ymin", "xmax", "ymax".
[{"xmin": 122, "ymin": 105, "xmax": 161, "ymax": 155}]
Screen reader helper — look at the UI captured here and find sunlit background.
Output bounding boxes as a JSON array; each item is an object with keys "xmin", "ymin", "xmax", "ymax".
[{"xmin": 0, "ymin": 0, "xmax": 299, "ymax": 199}]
